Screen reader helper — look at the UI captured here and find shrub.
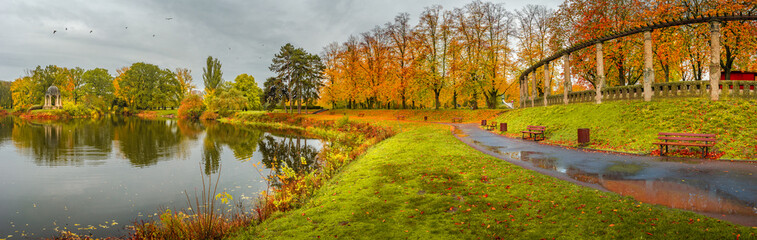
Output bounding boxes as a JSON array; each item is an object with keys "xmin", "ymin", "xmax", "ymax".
[
  {"xmin": 62, "ymin": 102, "xmax": 94, "ymax": 117},
  {"xmin": 336, "ymin": 115, "xmax": 349, "ymax": 128},
  {"xmin": 178, "ymin": 95, "xmax": 206, "ymax": 120},
  {"xmin": 200, "ymin": 111, "xmax": 218, "ymax": 120}
]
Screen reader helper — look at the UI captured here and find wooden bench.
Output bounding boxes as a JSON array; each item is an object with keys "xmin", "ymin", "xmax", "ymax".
[
  {"xmin": 653, "ymin": 132, "xmax": 717, "ymax": 158},
  {"xmin": 396, "ymin": 115, "xmax": 406, "ymax": 120},
  {"xmin": 486, "ymin": 121, "xmax": 498, "ymax": 131},
  {"xmin": 452, "ymin": 117, "xmax": 463, "ymax": 123},
  {"xmin": 358, "ymin": 113, "xmax": 365, "ymax": 117},
  {"xmin": 521, "ymin": 125, "xmax": 546, "ymax": 141}
]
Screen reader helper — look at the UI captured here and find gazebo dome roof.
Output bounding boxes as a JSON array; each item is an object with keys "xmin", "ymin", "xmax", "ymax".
[{"xmin": 46, "ymin": 85, "xmax": 60, "ymax": 95}]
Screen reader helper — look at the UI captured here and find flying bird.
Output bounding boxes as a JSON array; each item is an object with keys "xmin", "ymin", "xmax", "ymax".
[
  {"xmin": 125, "ymin": 27, "xmax": 128, "ymax": 30},
  {"xmin": 65, "ymin": 28, "xmax": 68, "ymax": 30},
  {"xmin": 153, "ymin": 34, "xmax": 156, "ymax": 37},
  {"xmin": 89, "ymin": 30, "xmax": 93, "ymax": 33},
  {"xmin": 53, "ymin": 30, "xmax": 57, "ymax": 34},
  {"xmin": 166, "ymin": 17, "xmax": 173, "ymax": 20}
]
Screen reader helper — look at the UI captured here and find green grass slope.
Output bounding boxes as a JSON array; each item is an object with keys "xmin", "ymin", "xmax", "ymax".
[
  {"xmin": 229, "ymin": 125, "xmax": 756, "ymax": 239},
  {"xmin": 494, "ymin": 98, "xmax": 757, "ymax": 160}
]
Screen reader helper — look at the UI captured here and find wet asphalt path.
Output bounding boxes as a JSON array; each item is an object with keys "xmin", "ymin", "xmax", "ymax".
[{"xmin": 450, "ymin": 123, "xmax": 757, "ymax": 227}]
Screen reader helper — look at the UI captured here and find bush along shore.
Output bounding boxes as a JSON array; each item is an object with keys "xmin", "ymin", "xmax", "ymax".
[
  {"xmin": 126, "ymin": 112, "xmax": 394, "ymax": 239},
  {"xmin": 227, "ymin": 120, "xmax": 756, "ymax": 239},
  {"xmin": 492, "ymin": 98, "xmax": 757, "ymax": 161}
]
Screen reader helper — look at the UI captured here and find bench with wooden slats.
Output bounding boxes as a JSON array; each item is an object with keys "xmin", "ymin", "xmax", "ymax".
[
  {"xmin": 486, "ymin": 121, "xmax": 498, "ymax": 131},
  {"xmin": 452, "ymin": 117, "xmax": 463, "ymax": 123},
  {"xmin": 521, "ymin": 125, "xmax": 546, "ymax": 141},
  {"xmin": 653, "ymin": 132, "xmax": 717, "ymax": 158}
]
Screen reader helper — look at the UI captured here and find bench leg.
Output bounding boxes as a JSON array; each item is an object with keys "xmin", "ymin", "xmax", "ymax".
[{"xmin": 659, "ymin": 144, "xmax": 664, "ymax": 156}]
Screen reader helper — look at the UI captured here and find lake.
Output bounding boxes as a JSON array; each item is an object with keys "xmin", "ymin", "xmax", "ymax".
[{"xmin": 0, "ymin": 116, "xmax": 323, "ymax": 238}]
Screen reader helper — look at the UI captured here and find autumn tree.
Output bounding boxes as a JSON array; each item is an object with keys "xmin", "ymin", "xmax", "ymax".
[
  {"xmin": 416, "ymin": 5, "xmax": 447, "ymax": 109},
  {"xmin": 176, "ymin": 68, "xmax": 195, "ymax": 101},
  {"xmin": 387, "ymin": 13, "xmax": 416, "ymax": 109}
]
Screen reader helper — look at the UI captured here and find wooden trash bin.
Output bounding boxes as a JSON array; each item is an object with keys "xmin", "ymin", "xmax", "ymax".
[{"xmin": 578, "ymin": 128, "xmax": 590, "ymax": 145}]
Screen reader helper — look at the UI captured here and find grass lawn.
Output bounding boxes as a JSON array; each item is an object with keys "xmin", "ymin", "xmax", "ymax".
[
  {"xmin": 493, "ymin": 98, "xmax": 757, "ymax": 160},
  {"xmin": 229, "ymin": 123, "xmax": 756, "ymax": 239}
]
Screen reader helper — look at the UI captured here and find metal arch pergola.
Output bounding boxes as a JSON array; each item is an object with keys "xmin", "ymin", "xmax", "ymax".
[{"xmin": 518, "ymin": 12, "xmax": 757, "ymax": 107}]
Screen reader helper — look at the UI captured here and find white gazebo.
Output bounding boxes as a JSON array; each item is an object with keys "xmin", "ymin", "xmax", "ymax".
[{"xmin": 43, "ymin": 85, "xmax": 62, "ymax": 109}]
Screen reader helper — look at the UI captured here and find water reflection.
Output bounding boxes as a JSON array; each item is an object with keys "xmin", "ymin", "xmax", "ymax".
[
  {"xmin": 12, "ymin": 118, "xmax": 115, "ymax": 166},
  {"xmin": 114, "ymin": 118, "xmax": 185, "ymax": 167},
  {"xmin": 454, "ymin": 124, "xmax": 757, "ymax": 226},
  {"xmin": 258, "ymin": 134, "xmax": 320, "ymax": 186},
  {"xmin": 0, "ymin": 116, "xmax": 324, "ymax": 237}
]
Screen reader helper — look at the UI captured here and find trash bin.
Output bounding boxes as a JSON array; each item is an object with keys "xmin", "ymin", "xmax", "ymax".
[
  {"xmin": 578, "ymin": 128, "xmax": 590, "ymax": 145},
  {"xmin": 481, "ymin": 120, "xmax": 487, "ymax": 126},
  {"xmin": 424, "ymin": 116, "xmax": 428, "ymax": 121},
  {"xmin": 500, "ymin": 123, "xmax": 507, "ymax": 132}
]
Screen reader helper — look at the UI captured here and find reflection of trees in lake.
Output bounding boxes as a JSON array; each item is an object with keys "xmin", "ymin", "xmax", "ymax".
[
  {"xmin": 258, "ymin": 134, "xmax": 320, "ymax": 186},
  {"xmin": 0, "ymin": 117, "xmax": 13, "ymax": 146},
  {"xmin": 177, "ymin": 119, "xmax": 203, "ymax": 139},
  {"xmin": 201, "ymin": 120, "xmax": 265, "ymax": 175},
  {"xmin": 114, "ymin": 118, "xmax": 185, "ymax": 167},
  {"xmin": 11, "ymin": 117, "xmax": 114, "ymax": 166}
]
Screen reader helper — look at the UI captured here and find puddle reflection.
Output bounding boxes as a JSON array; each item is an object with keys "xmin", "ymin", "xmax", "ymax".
[{"xmin": 455, "ymin": 126, "xmax": 757, "ymax": 226}]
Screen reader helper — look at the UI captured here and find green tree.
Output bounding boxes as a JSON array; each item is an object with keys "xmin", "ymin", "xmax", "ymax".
[
  {"xmin": 65, "ymin": 67, "xmax": 85, "ymax": 104},
  {"xmin": 81, "ymin": 68, "xmax": 114, "ymax": 100},
  {"xmin": 207, "ymin": 83, "xmax": 247, "ymax": 117},
  {"xmin": 232, "ymin": 73, "xmax": 263, "ymax": 110},
  {"xmin": 262, "ymin": 77, "xmax": 288, "ymax": 111},
  {"xmin": 30, "ymin": 65, "xmax": 68, "ymax": 105},
  {"xmin": 152, "ymin": 68, "xmax": 180, "ymax": 109},
  {"xmin": 269, "ymin": 43, "xmax": 324, "ymax": 114},
  {"xmin": 203, "ymin": 56, "xmax": 223, "ymax": 97},
  {"xmin": 118, "ymin": 62, "xmax": 177, "ymax": 110},
  {"xmin": 0, "ymin": 81, "xmax": 12, "ymax": 109}
]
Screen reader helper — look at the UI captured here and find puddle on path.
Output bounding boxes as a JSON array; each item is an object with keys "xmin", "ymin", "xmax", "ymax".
[{"xmin": 452, "ymin": 125, "xmax": 757, "ymax": 226}]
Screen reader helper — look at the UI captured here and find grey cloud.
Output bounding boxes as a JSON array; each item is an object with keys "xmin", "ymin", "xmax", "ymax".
[{"xmin": 1, "ymin": 0, "xmax": 560, "ymax": 87}]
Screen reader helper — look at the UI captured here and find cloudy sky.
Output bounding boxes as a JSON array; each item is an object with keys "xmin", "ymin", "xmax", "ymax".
[{"xmin": 0, "ymin": 0, "xmax": 561, "ymax": 88}]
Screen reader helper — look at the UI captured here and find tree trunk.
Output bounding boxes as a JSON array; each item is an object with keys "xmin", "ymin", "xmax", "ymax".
[
  {"xmin": 452, "ymin": 90, "xmax": 457, "ymax": 109},
  {"xmin": 434, "ymin": 89, "xmax": 441, "ymax": 110}
]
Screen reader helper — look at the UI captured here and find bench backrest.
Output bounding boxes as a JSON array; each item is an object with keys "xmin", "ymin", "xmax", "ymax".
[
  {"xmin": 527, "ymin": 125, "xmax": 546, "ymax": 131},
  {"xmin": 658, "ymin": 132, "xmax": 717, "ymax": 142}
]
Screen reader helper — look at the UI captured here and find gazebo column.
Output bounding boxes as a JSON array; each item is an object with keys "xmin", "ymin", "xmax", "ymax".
[
  {"xmin": 530, "ymin": 73, "xmax": 535, "ymax": 107},
  {"xmin": 563, "ymin": 53, "xmax": 571, "ymax": 105},
  {"xmin": 543, "ymin": 62, "xmax": 550, "ymax": 107},
  {"xmin": 643, "ymin": 31, "xmax": 654, "ymax": 101},
  {"xmin": 710, "ymin": 21, "xmax": 721, "ymax": 101},
  {"xmin": 596, "ymin": 42, "xmax": 605, "ymax": 104}
]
